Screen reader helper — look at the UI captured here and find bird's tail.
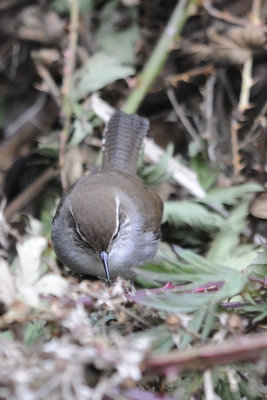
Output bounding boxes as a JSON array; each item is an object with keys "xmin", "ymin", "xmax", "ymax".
[{"xmin": 101, "ymin": 111, "xmax": 149, "ymax": 175}]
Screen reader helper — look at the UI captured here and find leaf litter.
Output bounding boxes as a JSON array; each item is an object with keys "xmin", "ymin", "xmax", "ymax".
[{"xmin": 0, "ymin": 0, "xmax": 267, "ymax": 399}]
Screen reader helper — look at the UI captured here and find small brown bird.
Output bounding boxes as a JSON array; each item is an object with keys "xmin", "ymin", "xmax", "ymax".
[{"xmin": 51, "ymin": 111, "xmax": 163, "ymax": 283}]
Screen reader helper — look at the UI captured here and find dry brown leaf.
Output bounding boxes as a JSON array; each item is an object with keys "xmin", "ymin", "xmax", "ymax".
[
  {"xmin": 15, "ymin": 6, "xmax": 65, "ymax": 44},
  {"xmin": 250, "ymin": 192, "xmax": 267, "ymax": 219},
  {"xmin": 229, "ymin": 26, "xmax": 266, "ymax": 50},
  {"xmin": 185, "ymin": 24, "xmax": 266, "ymax": 66}
]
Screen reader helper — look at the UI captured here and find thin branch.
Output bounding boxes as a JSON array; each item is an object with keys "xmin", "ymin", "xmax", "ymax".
[
  {"xmin": 204, "ymin": 369, "xmax": 218, "ymax": 400},
  {"xmin": 4, "ymin": 168, "xmax": 58, "ymax": 221},
  {"xmin": 230, "ymin": 0, "xmax": 262, "ymax": 179},
  {"xmin": 165, "ymin": 64, "xmax": 214, "ymax": 86},
  {"xmin": 238, "ymin": 56, "xmax": 253, "ymax": 114},
  {"xmin": 203, "ymin": 0, "xmax": 267, "ymax": 32},
  {"xmin": 0, "ymin": 98, "xmax": 57, "ymax": 170},
  {"xmin": 231, "ymin": 117, "xmax": 242, "ymax": 179},
  {"xmin": 123, "ymin": 0, "xmax": 196, "ymax": 114},
  {"xmin": 117, "ymin": 305, "xmax": 151, "ymax": 328},
  {"xmin": 167, "ymin": 87, "xmax": 200, "ymax": 144},
  {"xmin": 59, "ymin": 0, "xmax": 79, "ymax": 190},
  {"xmin": 35, "ymin": 62, "xmax": 61, "ymax": 107},
  {"xmin": 251, "ymin": 0, "xmax": 262, "ymax": 25},
  {"xmin": 145, "ymin": 331, "xmax": 267, "ymax": 374}
]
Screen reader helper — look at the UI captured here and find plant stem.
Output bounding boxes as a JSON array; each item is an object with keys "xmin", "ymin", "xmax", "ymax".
[
  {"xmin": 146, "ymin": 331, "xmax": 267, "ymax": 374},
  {"xmin": 59, "ymin": 0, "xmax": 79, "ymax": 190},
  {"xmin": 238, "ymin": 56, "xmax": 253, "ymax": 114},
  {"xmin": 123, "ymin": 0, "xmax": 195, "ymax": 114}
]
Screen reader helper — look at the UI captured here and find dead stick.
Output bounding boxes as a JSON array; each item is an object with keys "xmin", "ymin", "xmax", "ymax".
[
  {"xmin": 4, "ymin": 168, "xmax": 58, "ymax": 221},
  {"xmin": 59, "ymin": 0, "xmax": 79, "ymax": 190},
  {"xmin": 145, "ymin": 331, "xmax": 267, "ymax": 374}
]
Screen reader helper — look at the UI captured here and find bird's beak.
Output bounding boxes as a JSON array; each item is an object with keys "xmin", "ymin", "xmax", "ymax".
[{"xmin": 100, "ymin": 251, "xmax": 111, "ymax": 285}]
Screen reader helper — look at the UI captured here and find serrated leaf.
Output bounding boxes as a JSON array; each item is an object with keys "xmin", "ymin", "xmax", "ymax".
[
  {"xmin": 163, "ymin": 201, "xmax": 224, "ymax": 232},
  {"xmin": 73, "ymin": 53, "xmax": 135, "ymax": 99},
  {"xmin": 136, "ymin": 290, "xmax": 216, "ymax": 313},
  {"xmin": 134, "ymin": 248, "xmax": 247, "ymax": 302},
  {"xmin": 201, "ymin": 182, "xmax": 262, "ymax": 206},
  {"xmin": 207, "ymin": 200, "xmax": 259, "ymax": 270}
]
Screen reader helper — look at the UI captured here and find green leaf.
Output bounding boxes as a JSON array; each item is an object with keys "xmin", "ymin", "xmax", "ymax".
[
  {"xmin": 73, "ymin": 53, "xmax": 135, "ymax": 99},
  {"xmin": 95, "ymin": 0, "xmax": 139, "ymax": 65},
  {"xmin": 68, "ymin": 119, "xmax": 93, "ymax": 147},
  {"xmin": 134, "ymin": 325, "xmax": 174, "ymax": 353},
  {"xmin": 96, "ymin": 23, "xmax": 139, "ymax": 66},
  {"xmin": 180, "ymin": 307, "xmax": 206, "ymax": 348},
  {"xmin": 201, "ymin": 303, "xmax": 217, "ymax": 339},
  {"xmin": 189, "ymin": 145, "xmax": 220, "ymax": 190},
  {"xmin": 163, "ymin": 201, "xmax": 224, "ymax": 232},
  {"xmin": 24, "ymin": 321, "xmax": 46, "ymax": 346},
  {"xmin": 138, "ymin": 143, "xmax": 173, "ymax": 186},
  {"xmin": 244, "ymin": 248, "xmax": 267, "ymax": 279},
  {"xmin": 0, "ymin": 330, "xmax": 14, "ymax": 340},
  {"xmin": 51, "ymin": 0, "xmax": 93, "ymax": 13},
  {"xmin": 36, "ymin": 131, "xmax": 60, "ymax": 158},
  {"xmin": 134, "ymin": 248, "xmax": 248, "ymax": 300},
  {"xmin": 40, "ymin": 194, "xmax": 57, "ymax": 238},
  {"xmin": 244, "ymin": 302, "xmax": 267, "ymax": 323},
  {"xmin": 136, "ymin": 290, "xmax": 217, "ymax": 313},
  {"xmin": 201, "ymin": 182, "xmax": 262, "ymax": 206},
  {"xmin": 207, "ymin": 200, "xmax": 259, "ymax": 270}
]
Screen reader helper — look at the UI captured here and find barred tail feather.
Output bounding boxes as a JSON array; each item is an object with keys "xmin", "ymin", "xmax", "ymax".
[{"xmin": 101, "ymin": 111, "xmax": 149, "ymax": 175}]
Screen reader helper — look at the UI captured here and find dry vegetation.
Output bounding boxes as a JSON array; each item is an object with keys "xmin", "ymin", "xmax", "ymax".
[{"xmin": 0, "ymin": 0, "xmax": 267, "ymax": 399}]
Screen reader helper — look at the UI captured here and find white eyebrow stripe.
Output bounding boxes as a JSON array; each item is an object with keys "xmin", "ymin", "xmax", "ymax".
[{"xmin": 69, "ymin": 205, "xmax": 90, "ymax": 244}]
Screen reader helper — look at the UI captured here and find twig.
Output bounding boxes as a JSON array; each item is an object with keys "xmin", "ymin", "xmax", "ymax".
[
  {"xmin": 230, "ymin": 0, "xmax": 262, "ymax": 179},
  {"xmin": 203, "ymin": 369, "xmax": 218, "ymax": 400},
  {"xmin": 238, "ymin": 56, "xmax": 253, "ymax": 114},
  {"xmin": 0, "ymin": 98, "xmax": 57, "ymax": 170},
  {"xmin": 146, "ymin": 331, "xmax": 267, "ymax": 374},
  {"xmin": 35, "ymin": 62, "xmax": 61, "ymax": 106},
  {"xmin": 117, "ymin": 305, "xmax": 151, "ymax": 328},
  {"xmin": 4, "ymin": 168, "xmax": 58, "ymax": 221},
  {"xmin": 4, "ymin": 94, "xmax": 46, "ymax": 139},
  {"xmin": 167, "ymin": 87, "xmax": 200, "ymax": 144},
  {"xmin": 0, "ymin": 201, "xmax": 21, "ymax": 249},
  {"xmin": 165, "ymin": 64, "xmax": 214, "ymax": 86},
  {"xmin": 203, "ymin": 0, "xmax": 267, "ymax": 32},
  {"xmin": 203, "ymin": 74, "xmax": 217, "ymax": 161},
  {"xmin": 91, "ymin": 95, "xmax": 206, "ymax": 198},
  {"xmin": 231, "ymin": 55, "xmax": 253, "ymax": 178},
  {"xmin": 59, "ymin": 0, "xmax": 79, "ymax": 190},
  {"xmin": 251, "ymin": 0, "xmax": 262, "ymax": 25},
  {"xmin": 231, "ymin": 118, "xmax": 242, "ymax": 179},
  {"xmin": 123, "ymin": 0, "xmax": 196, "ymax": 114}
]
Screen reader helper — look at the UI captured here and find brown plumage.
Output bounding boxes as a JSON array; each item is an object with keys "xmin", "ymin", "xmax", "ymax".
[{"xmin": 52, "ymin": 111, "xmax": 163, "ymax": 281}]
